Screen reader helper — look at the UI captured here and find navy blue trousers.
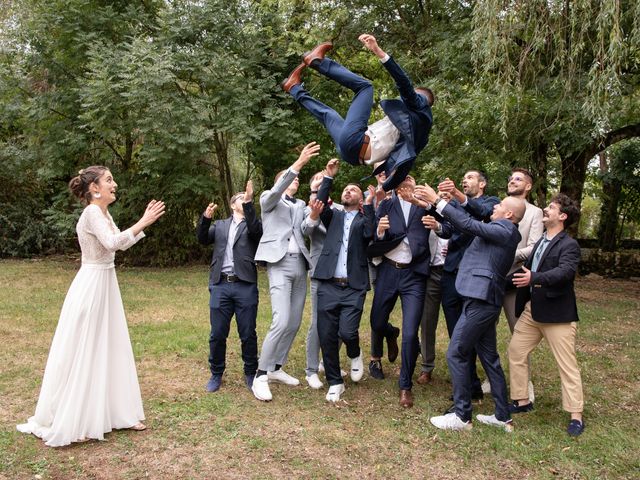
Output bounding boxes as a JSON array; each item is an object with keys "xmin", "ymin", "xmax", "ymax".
[
  {"xmin": 447, "ymin": 298, "xmax": 510, "ymax": 422},
  {"xmin": 440, "ymin": 270, "xmax": 482, "ymax": 394},
  {"xmin": 290, "ymin": 58, "xmax": 373, "ymax": 166},
  {"xmin": 370, "ymin": 262, "xmax": 426, "ymax": 390},
  {"xmin": 317, "ymin": 281, "xmax": 366, "ymax": 386},
  {"xmin": 208, "ymin": 280, "xmax": 258, "ymax": 376}
]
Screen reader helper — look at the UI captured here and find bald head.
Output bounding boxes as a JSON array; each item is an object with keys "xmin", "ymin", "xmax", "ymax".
[{"xmin": 491, "ymin": 196, "xmax": 526, "ymax": 224}]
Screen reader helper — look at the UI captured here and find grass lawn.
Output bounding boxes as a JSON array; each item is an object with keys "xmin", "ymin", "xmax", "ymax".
[{"xmin": 1, "ymin": 258, "xmax": 639, "ymax": 479}]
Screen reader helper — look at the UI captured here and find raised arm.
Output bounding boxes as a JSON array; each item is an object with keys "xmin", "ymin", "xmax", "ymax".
[{"xmin": 196, "ymin": 202, "xmax": 218, "ymax": 245}]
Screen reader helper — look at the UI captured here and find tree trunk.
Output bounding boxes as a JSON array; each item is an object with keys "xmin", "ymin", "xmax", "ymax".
[
  {"xmin": 532, "ymin": 141, "xmax": 548, "ymax": 208},
  {"xmin": 213, "ymin": 132, "xmax": 233, "ymax": 217},
  {"xmin": 597, "ymin": 151, "xmax": 620, "ymax": 251}
]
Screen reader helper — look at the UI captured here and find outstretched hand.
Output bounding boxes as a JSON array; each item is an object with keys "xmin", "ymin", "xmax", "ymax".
[
  {"xmin": 293, "ymin": 142, "xmax": 321, "ymax": 171},
  {"xmin": 414, "ymin": 184, "xmax": 439, "ymax": 205},
  {"xmin": 204, "ymin": 202, "xmax": 217, "ymax": 219},
  {"xmin": 308, "ymin": 198, "xmax": 324, "ymax": 221},
  {"xmin": 364, "ymin": 185, "xmax": 376, "ymax": 205},
  {"xmin": 244, "ymin": 180, "xmax": 254, "ymax": 203},
  {"xmin": 358, "ymin": 34, "xmax": 386, "ymax": 59},
  {"xmin": 141, "ymin": 199, "xmax": 166, "ymax": 227},
  {"xmin": 324, "ymin": 158, "xmax": 340, "ymax": 178}
]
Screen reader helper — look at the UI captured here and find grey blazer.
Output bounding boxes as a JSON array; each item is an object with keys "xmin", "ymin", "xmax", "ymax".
[{"xmin": 254, "ymin": 168, "xmax": 311, "ymax": 267}]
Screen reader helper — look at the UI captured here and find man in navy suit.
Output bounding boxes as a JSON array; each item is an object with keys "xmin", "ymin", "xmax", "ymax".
[
  {"xmin": 307, "ymin": 159, "xmax": 375, "ymax": 402},
  {"xmin": 281, "ymin": 34, "xmax": 434, "ymax": 192},
  {"xmin": 368, "ymin": 176, "xmax": 442, "ymax": 407},
  {"xmin": 196, "ymin": 180, "xmax": 263, "ymax": 393},
  {"xmin": 412, "ymin": 184, "xmax": 525, "ymax": 431},
  {"xmin": 508, "ymin": 194, "xmax": 585, "ymax": 436},
  {"xmin": 437, "ymin": 171, "xmax": 500, "ymax": 402}
]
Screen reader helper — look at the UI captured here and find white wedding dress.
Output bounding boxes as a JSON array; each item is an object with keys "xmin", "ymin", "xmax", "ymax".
[{"xmin": 17, "ymin": 204, "xmax": 146, "ymax": 447}]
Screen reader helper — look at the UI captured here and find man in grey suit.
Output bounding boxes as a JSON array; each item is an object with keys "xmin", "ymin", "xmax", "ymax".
[
  {"xmin": 252, "ymin": 142, "xmax": 320, "ymax": 402},
  {"xmin": 196, "ymin": 180, "xmax": 262, "ymax": 393},
  {"xmin": 307, "ymin": 159, "xmax": 375, "ymax": 402},
  {"xmin": 412, "ymin": 184, "xmax": 525, "ymax": 431}
]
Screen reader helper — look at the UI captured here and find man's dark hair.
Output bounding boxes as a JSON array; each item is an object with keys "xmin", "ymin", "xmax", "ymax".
[
  {"xmin": 551, "ymin": 193, "xmax": 580, "ymax": 228},
  {"xmin": 467, "ymin": 169, "xmax": 489, "ymax": 187},
  {"xmin": 511, "ymin": 167, "xmax": 534, "ymax": 184},
  {"xmin": 416, "ymin": 87, "xmax": 435, "ymax": 106}
]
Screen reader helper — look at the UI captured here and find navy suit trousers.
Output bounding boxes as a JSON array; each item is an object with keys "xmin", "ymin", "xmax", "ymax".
[
  {"xmin": 447, "ymin": 298, "xmax": 510, "ymax": 422},
  {"xmin": 440, "ymin": 270, "xmax": 482, "ymax": 394},
  {"xmin": 370, "ymin": 262, "xmax": 426, "ymax": 390},
  {"xmin": 209, "ymin": 280, "xmax": 259, "ymax": 376}
]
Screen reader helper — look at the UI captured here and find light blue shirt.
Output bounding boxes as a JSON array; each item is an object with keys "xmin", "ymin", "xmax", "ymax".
[
  {"xmin": 531, "ymin": 232, "xmax": 552, "ymax": 272},
  {"xmin": 333, "ymin": 210, "xmax": 358, "ymax": 278}
]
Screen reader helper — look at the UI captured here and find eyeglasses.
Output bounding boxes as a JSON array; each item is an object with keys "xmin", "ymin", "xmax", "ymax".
[{"xmin": 508, "ymin": 175, "xmax": 526, "ymax": 183}]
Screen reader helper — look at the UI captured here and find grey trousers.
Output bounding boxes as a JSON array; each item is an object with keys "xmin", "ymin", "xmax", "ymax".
[
  {"xmin": 305, "ymin": 278, "xmax": 321, "ymax": 376},
  {"xmin": 258, "ymin": 254, "xmax": 308, "ymax": 372},
  {"xmin": 420, "ymin": 267, "xmax": 443, "ymax": 373}
]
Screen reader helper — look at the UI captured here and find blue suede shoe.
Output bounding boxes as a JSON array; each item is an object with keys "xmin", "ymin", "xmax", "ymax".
[
  {"xmin": 206, "ymin": 374, "xmax": 222, "ymax": 393},
  {"xmin": 567, "ymin": 419, "xmax": 585, "ymax": 436}
]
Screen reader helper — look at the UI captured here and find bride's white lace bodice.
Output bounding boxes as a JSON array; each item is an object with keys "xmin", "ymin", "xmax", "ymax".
[{"xmin": 76, "ymin": 204, "xmax": 145, "ymax": 264}]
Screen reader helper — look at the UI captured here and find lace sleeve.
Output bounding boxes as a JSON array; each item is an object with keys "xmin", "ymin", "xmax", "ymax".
[{"xmin": 85, "ymin": 205, "xmax": 144, "ymax": 252}]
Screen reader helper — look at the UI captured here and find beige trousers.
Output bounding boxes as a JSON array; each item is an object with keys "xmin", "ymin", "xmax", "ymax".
[{"xmin": 508, "ymin": 302, "xmax": 583, "ymax": 413}]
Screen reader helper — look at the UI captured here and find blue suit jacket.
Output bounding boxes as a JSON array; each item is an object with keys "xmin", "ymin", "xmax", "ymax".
[
  {"xmin": 440, "ymin": 202, "xmax": 521, "ymax": 306},
  {"xmin": 441, "ymin": 195, "xmax": 500, "ymax": 273},
  {"xmin": 515, "ymin": 231, "xmax": 580, "ymax": 323},
  {"xmin": 372, "ymin": 193, "xmax": 440, "ymax": 277},
  {"xmin": 196, "ymin": 202, "xmax": 263, "ymax": 285},
  {"xmin": 378, "ymin": 57, "xmax": 433, "ymax": 191},
  {"xmin": 311, "ymin": 177, "xmax": 374, "ymax": 290}
]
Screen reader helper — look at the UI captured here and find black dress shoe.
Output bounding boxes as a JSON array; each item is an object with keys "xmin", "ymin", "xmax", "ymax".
[
  {"xmin": 386, "ymin": 326, "xmax": 400, "ymax": 363},
  {"xmin": 508, "ymin": 400, "xmax": 534, "ymax": 414},
  {"xmin": 369, "ymin": 360, "xmax": 385, "ymax": 380}
]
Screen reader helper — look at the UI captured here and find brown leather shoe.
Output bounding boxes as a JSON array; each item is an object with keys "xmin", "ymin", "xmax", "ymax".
[
  {"xmin": 302, "ymin": 41, "xmax": 333, "ymax": 68},
  {"xmin": 416, "ymin": 371, "xmax": 432, "ymax": 385},
  {"xmin": 399, "ymin": 389, "xmax": 413, "ymax": 408},
  {"xmin": 281, "ymin": 63, "xmax": 306, "ymax": 93}
]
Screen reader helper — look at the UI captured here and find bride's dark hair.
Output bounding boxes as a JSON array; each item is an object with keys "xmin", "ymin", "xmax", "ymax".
[{"xmin": 69, "ymin": 166, "xmax": 109, "ymax": 204}]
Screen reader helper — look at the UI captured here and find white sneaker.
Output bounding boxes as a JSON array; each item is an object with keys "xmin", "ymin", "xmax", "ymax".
[
  {"xmin": 350, "ymin": 352, "xmax": 364, "ymax": 382},
  {"xmin": 251, "ymin": 375, "xmax": 272, "ymax": 401},
  {"xmin": 430, "ymin": 412, "xmax": 472, "ymax": 431},
  {"xmin": 267, "ymin": 369, "xmax": 300, "ymax": 386},
  {"xmin": 528, "ymin": 381, "xmax": 535, "ymax": 403},
  {"xmin": 481, "ymin": 379, "xmax": 491, "ymax": 394},
  {"xmin": 305, "ymin": 373, "xmax": 324, "ymax": 390},
  {"xmin": 325, "ymin": 383, "xmax": 346, "ymax": 403},
  {"xmin": 476, "ymin": 414, "xmax": 514, "ymax": 432}
]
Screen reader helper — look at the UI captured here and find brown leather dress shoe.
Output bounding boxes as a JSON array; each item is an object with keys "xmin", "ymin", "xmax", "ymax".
[
  {"xmin": 302, "ymin": 41, "xmax": 333, "ymax": 68},
  {"xmin": 281, "ymin": 63, "xmax": 306, "ymax": 93},
  {"xmin": 399, "ymin": 389, "xmax": 413, "ymax": 408},
  {"xmin": 416, "ymin": 371, "xmax": 432, "ymax": 385}
]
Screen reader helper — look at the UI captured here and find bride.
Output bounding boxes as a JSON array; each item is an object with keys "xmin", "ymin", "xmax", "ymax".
[{"xmin": 17, "ymin": 166, "xmax": 165, "ymax": 447}]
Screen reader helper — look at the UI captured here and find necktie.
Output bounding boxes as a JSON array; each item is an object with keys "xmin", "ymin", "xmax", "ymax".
[{"xmin": 531, "ymin": 238, "xmax": 550, "ymax": 272}]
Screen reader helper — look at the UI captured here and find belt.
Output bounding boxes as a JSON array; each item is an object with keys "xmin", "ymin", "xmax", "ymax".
[
  {"xmin": 358, "ymin": 134, "xmax": 370, "ymax": 165},
  {"xmin": 332, "ymin": 277, "xmax": 349, "ymax": 286},
  {"xmin": 221, "ymin": 273, "xmax": 239, "ymax": 282},
  {"xmin": 383, "ymin": 257, "xmax": 411, "ymax": 269}
]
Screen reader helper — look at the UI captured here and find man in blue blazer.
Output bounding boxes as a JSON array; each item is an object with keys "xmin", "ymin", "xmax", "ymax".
[
  {"xmin": 307, "ymin": 159, "xmax": 375, "ymax": 402},
  {"xmin": 281, "ymin": 34, "xmax": 433, "ymax": 192},
  {"xmin": 412, "ymin": 184, "xmax": 525, "ymax": 431},
  {"xmin": 437, "ymin": 171, "xmax": 500, "ymax": 402},
  {"xmin": 196, "ymin": 180, "xmax": 263, "ymax": 393},
  {"xmin": 508, "ymin": 194, "xmax": 584, "ymax": 436}
]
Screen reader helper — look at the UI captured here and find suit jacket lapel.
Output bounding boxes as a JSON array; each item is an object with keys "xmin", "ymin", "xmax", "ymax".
[
  {"xmin": 392, "ymin": 197, "xmax": 406, "ymax": 227},
  {"xmin": 233, "ymin": 221, "xmax": 246, "ymax": 246},
  {"xmin": 538, "ymin": 231, "xmax": 565, "ymax": 267}
]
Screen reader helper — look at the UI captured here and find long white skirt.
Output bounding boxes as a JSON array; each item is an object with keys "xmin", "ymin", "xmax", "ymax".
[{"xmin": 17, "ymin": 263, "xmax": 144, "ymax": 447}]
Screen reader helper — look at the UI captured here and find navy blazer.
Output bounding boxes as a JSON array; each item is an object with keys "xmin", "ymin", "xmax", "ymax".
[
  {"xmin": 515, "ymin": 231, "xmax": 580, "ymax": 323},
  {"xmin": 440, "ymin": 202, "xmax": 521, "ymax": 306},
  {"xmin": 311, "ymin": 177, "xmax": 374, "ymax": 290},
  {"xmin": 196, "ymin": 202, "xmax": 263, "ymax": 284},
  {"xmin": 378, "ymin": 57, "xmax": 433, "ymax": 191},
  {"xmin": 372, "ymin": 194, "xmax": 435, "ymax": 277},
  {"xmin": 440, "ymin": 195, "xmax": 500, "ymax": 273}
]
